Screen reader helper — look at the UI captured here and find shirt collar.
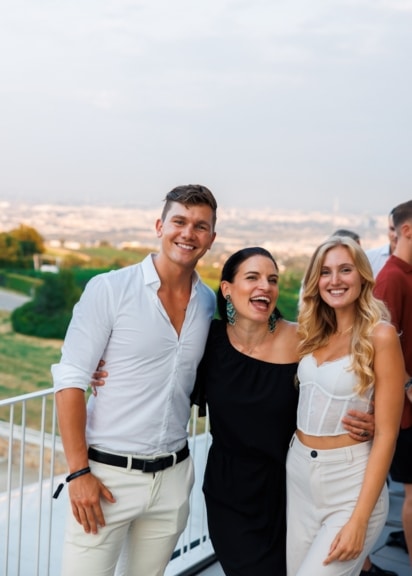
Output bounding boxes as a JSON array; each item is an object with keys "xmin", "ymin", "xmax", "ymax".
[
  {"xmin": 390, "ymin": 254, "xmax": 412, "ymax": 274},
  {"xmin": 141, "ymin": 253, "xmax": 201, "ymax": 290}
]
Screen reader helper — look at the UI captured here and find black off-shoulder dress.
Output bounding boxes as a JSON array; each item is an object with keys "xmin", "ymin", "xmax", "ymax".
[{"xmin": 191, "ymin": 319, "xmax": 299, "ymax": 576}]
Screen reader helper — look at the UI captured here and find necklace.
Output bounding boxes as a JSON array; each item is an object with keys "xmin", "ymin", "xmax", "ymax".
[{"xmin": 336, "ymin": 325, "xmax": 353, "ymax": 336}]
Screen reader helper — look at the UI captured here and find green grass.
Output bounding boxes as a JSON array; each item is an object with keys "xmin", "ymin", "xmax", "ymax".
[
  {"xmin": 0, "ymin": 311, "xmax": 62, "ymax": 427},
  {"xmin": 0, "ymin": 312, "xmax": 61, "ymax": 394}
]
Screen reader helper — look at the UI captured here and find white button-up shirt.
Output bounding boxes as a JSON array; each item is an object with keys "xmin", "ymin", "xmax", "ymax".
[
  {"xmin": 52, "ymin": 254, "xmax": 216, "ymax": 455},
  {"xmin": 365, "ymin": 244, "xmax": 391, "ymax": 278}
]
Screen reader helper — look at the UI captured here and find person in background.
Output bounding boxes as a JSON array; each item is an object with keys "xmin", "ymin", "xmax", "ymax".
[
  {"xmin": 374, "ymin": 199, "xmax": 412, "ymax": 567},
  {"xmin": 331, "ymin": 229, "xmax": 361, "ymax": 244},
  {"xmin": 366, "ymin": 209, "xmax": 397, "ymax": 278},
  {"xmin": 51, "ymin": 185, "xmax": 217, "ymax": 576},
  {"xmin": 190, "ymin": 246, "xmax": 374, "ymax": 576},
  {"xmin": 287, "ymin": 236, "xmax": 404, "ymax": 575}
]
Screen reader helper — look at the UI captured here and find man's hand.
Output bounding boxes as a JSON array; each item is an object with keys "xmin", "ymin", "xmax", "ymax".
[
  {"xmin": 342, "ymin": 408, "xmax": 375, "ymax": 442},
  {"xmin": 68, "ymin": 472, "xmax": 115, "ymax": 534}
]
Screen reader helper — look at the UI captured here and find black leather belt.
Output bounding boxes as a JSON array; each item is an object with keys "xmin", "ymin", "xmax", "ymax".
[{"xmin": 88, "ymin": 444, "xmax": 189, "ymax": 473}]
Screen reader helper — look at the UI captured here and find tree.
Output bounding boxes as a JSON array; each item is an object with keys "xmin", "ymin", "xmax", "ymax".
[
  {"xmin": 36, "ymin": 270, "xmax": 81, "ymax": 313},
  {"xmin": 11, "ymin": 270, "xmax": 81, "ymax": 338},
  {"xmin": 0, "ymin": 232, "xmax": 21, "ymax": 266},
  {"xmin": 10, "ymin": 224, "xmax": 45, "ymax": 256},
  {"xmin": 0, "ymin": 224, "xmax": 45, "ymax": 268}
]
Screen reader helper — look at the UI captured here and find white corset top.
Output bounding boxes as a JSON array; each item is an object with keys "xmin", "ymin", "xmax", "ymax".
[{"xmin": 296, "ymin": 353, "xmax": 373, "ymax": 436}]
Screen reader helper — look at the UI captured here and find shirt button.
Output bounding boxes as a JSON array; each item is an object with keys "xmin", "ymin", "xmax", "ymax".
[{"xmin": 310, "ymin": 450, "xmax": 318, "ymax": 458}]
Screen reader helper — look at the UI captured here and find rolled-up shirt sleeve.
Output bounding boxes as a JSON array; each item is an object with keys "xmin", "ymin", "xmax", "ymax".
[{"xmin": 52, "ymin": 274, "xmax": 115, "ymax": 393}]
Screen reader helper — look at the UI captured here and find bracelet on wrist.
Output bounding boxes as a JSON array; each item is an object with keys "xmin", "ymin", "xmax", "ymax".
[
  {"xmin": 66, "ymin": 466, "xmax": 91, "ymax": 482},
  {"xmin": 53, "ymin": 466, "xmax": 91, "ymax": 499}
]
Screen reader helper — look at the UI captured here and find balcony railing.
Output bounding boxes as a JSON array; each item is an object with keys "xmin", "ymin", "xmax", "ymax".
[{"xmin": 0, "ymin": 389, "xmax": 214, "ymax": 576}]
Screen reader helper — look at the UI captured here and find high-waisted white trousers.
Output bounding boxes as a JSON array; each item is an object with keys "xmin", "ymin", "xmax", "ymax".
[
  {"xmin": 60, "ymin": 456, "xmax": 194, "ymax": 576},
  {"xmin": 286, "ymin": 434, "xmax": 388, "ymax": 576}
]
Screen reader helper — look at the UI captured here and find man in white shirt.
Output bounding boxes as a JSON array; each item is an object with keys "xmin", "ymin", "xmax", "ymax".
[
  {"xmin": 366, "ymin": 209, "xmax": 397, "ymax": 278},
  {"xmin": 52, "ymin": 185, "xmax": 217, "ymax": 576}
]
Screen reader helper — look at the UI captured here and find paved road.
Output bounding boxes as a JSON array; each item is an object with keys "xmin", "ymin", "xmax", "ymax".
[{"xmin": 0, "ymin": 288, "xmax": 30, "ymax": 311}]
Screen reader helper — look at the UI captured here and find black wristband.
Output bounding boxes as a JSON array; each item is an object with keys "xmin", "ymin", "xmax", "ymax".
[
  {"xmin": 66, "ymin": 466, "xmax": 91, "ymax": 482},
  {"xmin": 53, "ymin": 466, "xmax": 91, "ymax": 499}
]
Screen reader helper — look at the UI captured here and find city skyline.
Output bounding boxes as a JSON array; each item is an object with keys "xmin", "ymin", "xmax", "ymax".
[
  {"xmin": 1, "ymin": 0, "xmax": 411, "ymax": 213},
  {"xmin": 0, "ymin": 199, "xmax": 391, "ymax": 259}
]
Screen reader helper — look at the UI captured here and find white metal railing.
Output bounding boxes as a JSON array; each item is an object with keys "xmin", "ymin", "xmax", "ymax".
[{"xmin": 0, "ymin": 389, "xmax": 214, "ymax": 576}]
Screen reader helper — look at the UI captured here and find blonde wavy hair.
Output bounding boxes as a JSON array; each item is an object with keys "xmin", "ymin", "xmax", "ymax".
[{"xmin": 298, "ymin": 236, "xmax": 391, "ymax": 394}]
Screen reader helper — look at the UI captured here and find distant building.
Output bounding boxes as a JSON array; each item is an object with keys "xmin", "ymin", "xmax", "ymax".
[
  {"xmin": 39, "ymin": 264, "xmax": 59, "ymax": 273},
  {"xmin": 33, "ymin": 254, "xmax": 60, "ymax": 273}
]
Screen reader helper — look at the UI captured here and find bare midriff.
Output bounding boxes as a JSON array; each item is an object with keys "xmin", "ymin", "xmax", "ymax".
[{"xmin": 296, "ymin": 429, "xmax": 362, "ymax": 449}]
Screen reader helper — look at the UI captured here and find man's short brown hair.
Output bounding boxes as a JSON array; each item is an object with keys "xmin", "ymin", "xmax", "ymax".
[
  {"xmin": 161, "ymin": 185, "xmax": 217, "ymax": 229},
  {"xmin": 392, "ymin": 200, "xmax": 412, "ymax": 231}
]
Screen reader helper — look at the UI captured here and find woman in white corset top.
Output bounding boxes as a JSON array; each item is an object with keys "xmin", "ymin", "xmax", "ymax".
[{"xmin": 286, "ymin": 236, "xmax": 405, "ymax": 576}]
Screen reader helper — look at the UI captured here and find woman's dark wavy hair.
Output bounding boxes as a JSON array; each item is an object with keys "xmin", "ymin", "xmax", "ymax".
[{"xmin": 217, "ymin": 246, "xmax": 282, "ymax": 321}]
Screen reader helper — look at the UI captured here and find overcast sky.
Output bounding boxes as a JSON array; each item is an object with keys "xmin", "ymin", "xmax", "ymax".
[{"xmin": 1, "ymin": 0, "xmax": 411, "ymax": 213}]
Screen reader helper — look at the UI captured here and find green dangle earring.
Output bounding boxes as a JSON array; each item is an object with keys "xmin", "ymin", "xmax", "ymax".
[
  {"xmin": 268, "ymin": 311, "xmax": 277, "ymax": 333},
  {"xmin": 226, "ymin": 295, "xmax": 237, "ymax": 326}
]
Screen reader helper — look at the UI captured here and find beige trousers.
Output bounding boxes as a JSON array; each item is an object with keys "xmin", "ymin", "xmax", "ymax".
[{"xmin": 60, "ymin": 456, "xmax": 194, "ymax": 576}]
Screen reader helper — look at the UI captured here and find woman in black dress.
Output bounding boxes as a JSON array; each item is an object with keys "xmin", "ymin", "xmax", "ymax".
[{"xmin": 191, "ymin": 247, "xmax": 300, "ymax": 575}]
